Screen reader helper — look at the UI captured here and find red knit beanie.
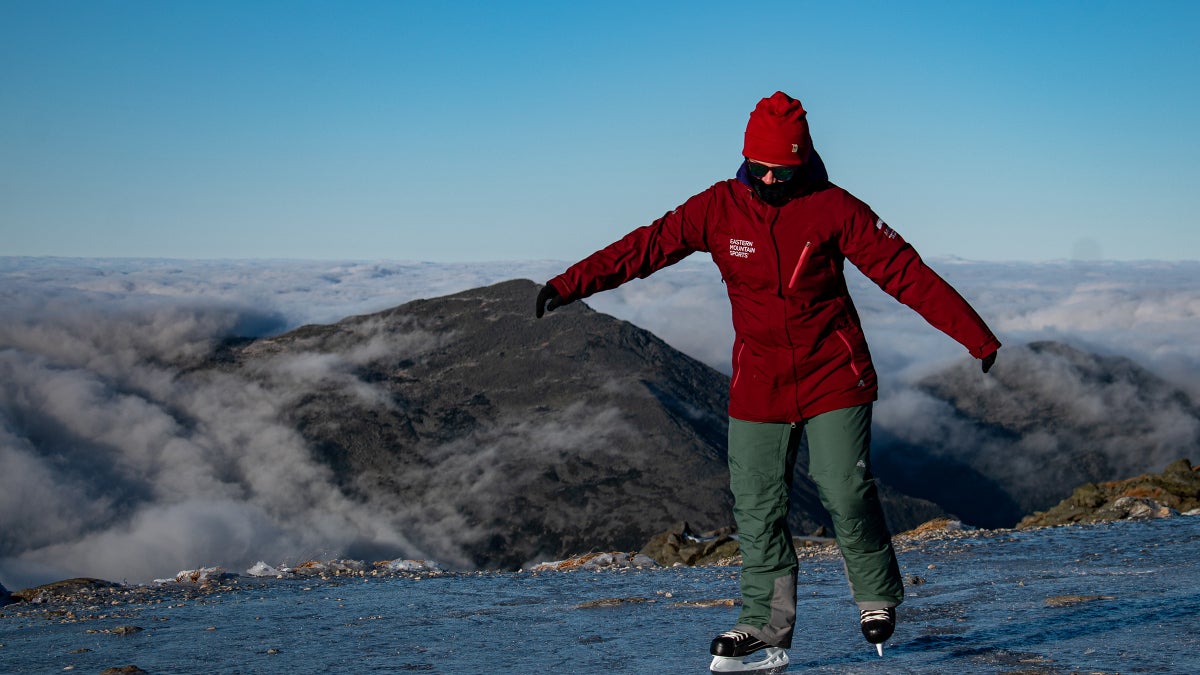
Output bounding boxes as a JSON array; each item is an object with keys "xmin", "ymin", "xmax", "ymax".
[{"xmin": 743, "ymin": 91, "xmax": 813, "ymax": 165}]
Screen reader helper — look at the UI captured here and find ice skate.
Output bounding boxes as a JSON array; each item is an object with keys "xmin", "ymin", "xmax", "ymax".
[
  {"xmin": 709, "ymin": 629, "xmax": 789, "ymax": 673},
  {"xmin": 860, "ymin": 607, "xmax": 895, "ymax": 656}
]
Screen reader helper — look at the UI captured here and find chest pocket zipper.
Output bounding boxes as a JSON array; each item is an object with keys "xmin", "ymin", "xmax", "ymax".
[{"xmin": 787, "ymin": 242, "xmax": 813, "ymax": 290}]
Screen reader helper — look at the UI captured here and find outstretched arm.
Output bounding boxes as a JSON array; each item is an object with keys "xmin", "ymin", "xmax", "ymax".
[
  {"xmin": 839, "ymin": 204, "xmax": 1001, "ymax": 367},
  {"xmin": 533, "ymin": 188, "xmax": 714, "ymax": 317}
]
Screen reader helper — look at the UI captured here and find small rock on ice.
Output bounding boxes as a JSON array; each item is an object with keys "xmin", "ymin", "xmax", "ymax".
[
  {"xmin": 157, "ymin": 567, "xmax": 237, "ymax": 585},
  {"xmin": 530, "ymin": 552, "xmax": 660, "ymax": 572},
  {"xmin": 382, "ymin": 559, "xmax": 442, "ymax": 573},
  {"xmin": 246, "ymin": 562, "xmax": 283, "ymax": 578}
]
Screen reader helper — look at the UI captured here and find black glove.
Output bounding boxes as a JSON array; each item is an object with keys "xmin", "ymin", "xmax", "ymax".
[
  {"xmin": 535, "ymin": 283, "xmax": 566, "ymax": 318},
  {"xmin": 982, "ymin": 351, "xmax": 997, "ymax": 374}
]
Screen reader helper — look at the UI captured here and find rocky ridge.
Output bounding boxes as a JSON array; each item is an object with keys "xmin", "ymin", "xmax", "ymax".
[
  {"xmin": 1018, "ymin": 457, "xmax": 1200, "ymax": 528},
  {"xmin": 206, "ymin": 278, "xmax": 738, "ymax": 569},
  {"xmin": 202, "ymin": 278, "xmax": 941, "ymax": 570}
]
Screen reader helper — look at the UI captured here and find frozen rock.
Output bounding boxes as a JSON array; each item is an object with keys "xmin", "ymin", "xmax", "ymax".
[
  {"xmin": 631, "ymin": 554, "xmax": 658, "ymax": 568},
  {"xmin": 246, "ymin": 562, "xmax": 284, "ymax": 578},
  {"xmin": 13, "ymin": 578, "xmax": 120, "ymax": 603},
  {"xmin": 162, "ymin": 567, "xmax": 238, "ymax": 584},
  {"xmin": 290, "ymin": 559, "xmax": 368, "ymax": 576},
  {"xmin": 640, "ymin": 523, "xmax": 740, "ymax": 566},
  {"xmin": 326, "ymin": 559, "xmax": 367, "ymax": 574},
  {"xmin": 584, "ymin": 553, "xmax": 660, "ymax": 570},
  {"xmin": 583, "ymin": 553, "xmax": 615, "ymax": 568},
  {"xmin": 1100, "ymin": 496, "xmax": 1179, "ymax": 520},
  {"xmin": 382, "ymin": 559, "xmax": 442, "ymax": 573},
  {"xmin": 248, "ymin": 559, "xmax": 371, "ymax": 577},
  {"xmin": 575, "ymin": 596, "xmax": 650, "ymax": 609},
  {"xmin": 1044, "ymin": 595, "xmax": 1116, "ymax": 607},
  {"xmin": 293, "ymin": 561, "xmax": 328, "ymax": 576},
  {"xmin": 897, "ymin": 518, "xmax": 970, "ymax": 540},
  {"xmin": 668, "ymin": 597, "xmax": 739, "ymax": 608},
  {"xmin": 530, "ymin": 552, "xmax": 661, "ymax": 572},
  {"xmin": 0, "ymin": 580, "xmax": 11, "ymax": 607}
]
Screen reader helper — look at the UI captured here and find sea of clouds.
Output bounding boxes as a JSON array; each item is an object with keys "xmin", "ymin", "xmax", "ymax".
[{"xmin": 2, "ymin": 255, "xmax": 1198, "ymax": 588}]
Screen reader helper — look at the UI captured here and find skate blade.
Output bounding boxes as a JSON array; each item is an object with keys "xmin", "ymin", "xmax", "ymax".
[
  {"xmin": 875, "ymin": 642, "xmax": 884, "ymax": 657},
  {"xmin": 709, "ymin": 647, "xmax": 789, "ymax": 673}
]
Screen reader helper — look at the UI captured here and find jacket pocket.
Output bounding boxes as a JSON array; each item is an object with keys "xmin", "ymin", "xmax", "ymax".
[
  {"xmin": 834, "ymin": 329, "xmax": 863, "ymax": 379},
  {"xmin": 731, "ymin": 339, "xmax": 747, "ymax": 390},
  {"xmin": 787, "ymin": 241, "xmax": 813, "ymax": 290}
]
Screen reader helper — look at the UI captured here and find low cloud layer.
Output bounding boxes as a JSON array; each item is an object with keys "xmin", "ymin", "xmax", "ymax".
[{"xmin": 2, "ymin": 256, "xmax": 1198, "ymax": 587}]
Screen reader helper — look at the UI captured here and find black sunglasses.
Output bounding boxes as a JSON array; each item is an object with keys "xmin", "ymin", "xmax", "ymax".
[{"xmin": 746, "ymin": 161, "xmax": 799, "ymax": 182}]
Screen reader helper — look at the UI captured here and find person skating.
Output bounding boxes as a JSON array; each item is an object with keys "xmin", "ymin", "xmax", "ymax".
[{"xmin": 535, "ymin": 91, "xmax": 1000, "ymax": 670}]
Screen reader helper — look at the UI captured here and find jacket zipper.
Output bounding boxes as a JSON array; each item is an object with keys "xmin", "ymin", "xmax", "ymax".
[
  {"xmin": 835, "ymin": 329, "xmax": 863, "ymax": 379},
  {"xmin": 787, "ymin": 242, "xmax": 813, "ymax": 290},
  {"xmin": 731, "ymin": 340, "xmax": 746, "ymax": 390}
]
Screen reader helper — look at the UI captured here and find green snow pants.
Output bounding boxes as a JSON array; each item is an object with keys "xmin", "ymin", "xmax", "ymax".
[{"xmin": 727, "ymin": 404, "xmax": 903, "ymax": 648}]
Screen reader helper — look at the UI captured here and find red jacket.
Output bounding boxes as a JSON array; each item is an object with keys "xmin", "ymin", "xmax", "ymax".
[{"xmin": 549, "ymin": 178, "xmax": 1001, "ymax": 422}]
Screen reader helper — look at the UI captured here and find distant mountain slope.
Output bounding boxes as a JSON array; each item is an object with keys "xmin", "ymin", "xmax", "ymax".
[
  {"xmin": 873, "ymin": 341, "xmax": 1200, "ymax": 528},
  {"xmin": 209, "ymin": 279, "xmax": 944, "ymax": 569},
  {"xmin": 209, "ymin": 279, "xmax": 736, "ymax": 569}
]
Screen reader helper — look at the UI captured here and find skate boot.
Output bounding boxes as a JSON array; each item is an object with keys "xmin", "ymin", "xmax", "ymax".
[
  {"xmin": 709, "ymin": 629, "xmax": 789, "ymax": 673},
  {"xmin": 860, "ymin": 607, "xmax": 895, "ymax": 656}
]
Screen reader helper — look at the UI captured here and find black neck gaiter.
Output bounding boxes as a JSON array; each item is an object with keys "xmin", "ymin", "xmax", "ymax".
[
  {"xmin": 751, "ymin": 177, "xmax": 806, "ymax": 207},
  {"xmin": 738, "ymin": 151, "xmax": 830, "ymax": 207}
]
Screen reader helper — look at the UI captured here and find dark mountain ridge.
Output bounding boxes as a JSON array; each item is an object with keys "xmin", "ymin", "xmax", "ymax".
[
  {"xmin": 201, "ymin": 280, "xmax": 1198, "ymax": 568},
  {"xmin": 206, "ymin": 279, "xmax": 945, "ymax": 570},
  {"xmin": 209, "ymin": 279, "xmax": 737, "ymax": 569}
]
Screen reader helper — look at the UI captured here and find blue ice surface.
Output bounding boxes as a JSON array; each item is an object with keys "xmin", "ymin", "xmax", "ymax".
[{"xmin": 2, "ymin": 516, "xmax": 1198, "ymax": 674}]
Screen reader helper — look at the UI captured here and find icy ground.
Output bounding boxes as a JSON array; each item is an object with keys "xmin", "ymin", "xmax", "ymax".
[{"xmin": 2, "ymin": 517, "xmax": 1198, "ymax": 674}]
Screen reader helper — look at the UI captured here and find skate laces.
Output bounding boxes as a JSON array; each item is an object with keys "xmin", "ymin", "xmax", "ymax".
[
  {"xmin": 860, "ymin": 608, "xmax": 893, "ymax": 624},
  {"xmin": 718, "ymin": 629, "xmax": 755, "ymax": 641}
]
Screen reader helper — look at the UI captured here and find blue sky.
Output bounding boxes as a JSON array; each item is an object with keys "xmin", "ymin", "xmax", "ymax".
[{"xmin": 2, "ymin": 0, "xmax": 1197, "ymax": 262}]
